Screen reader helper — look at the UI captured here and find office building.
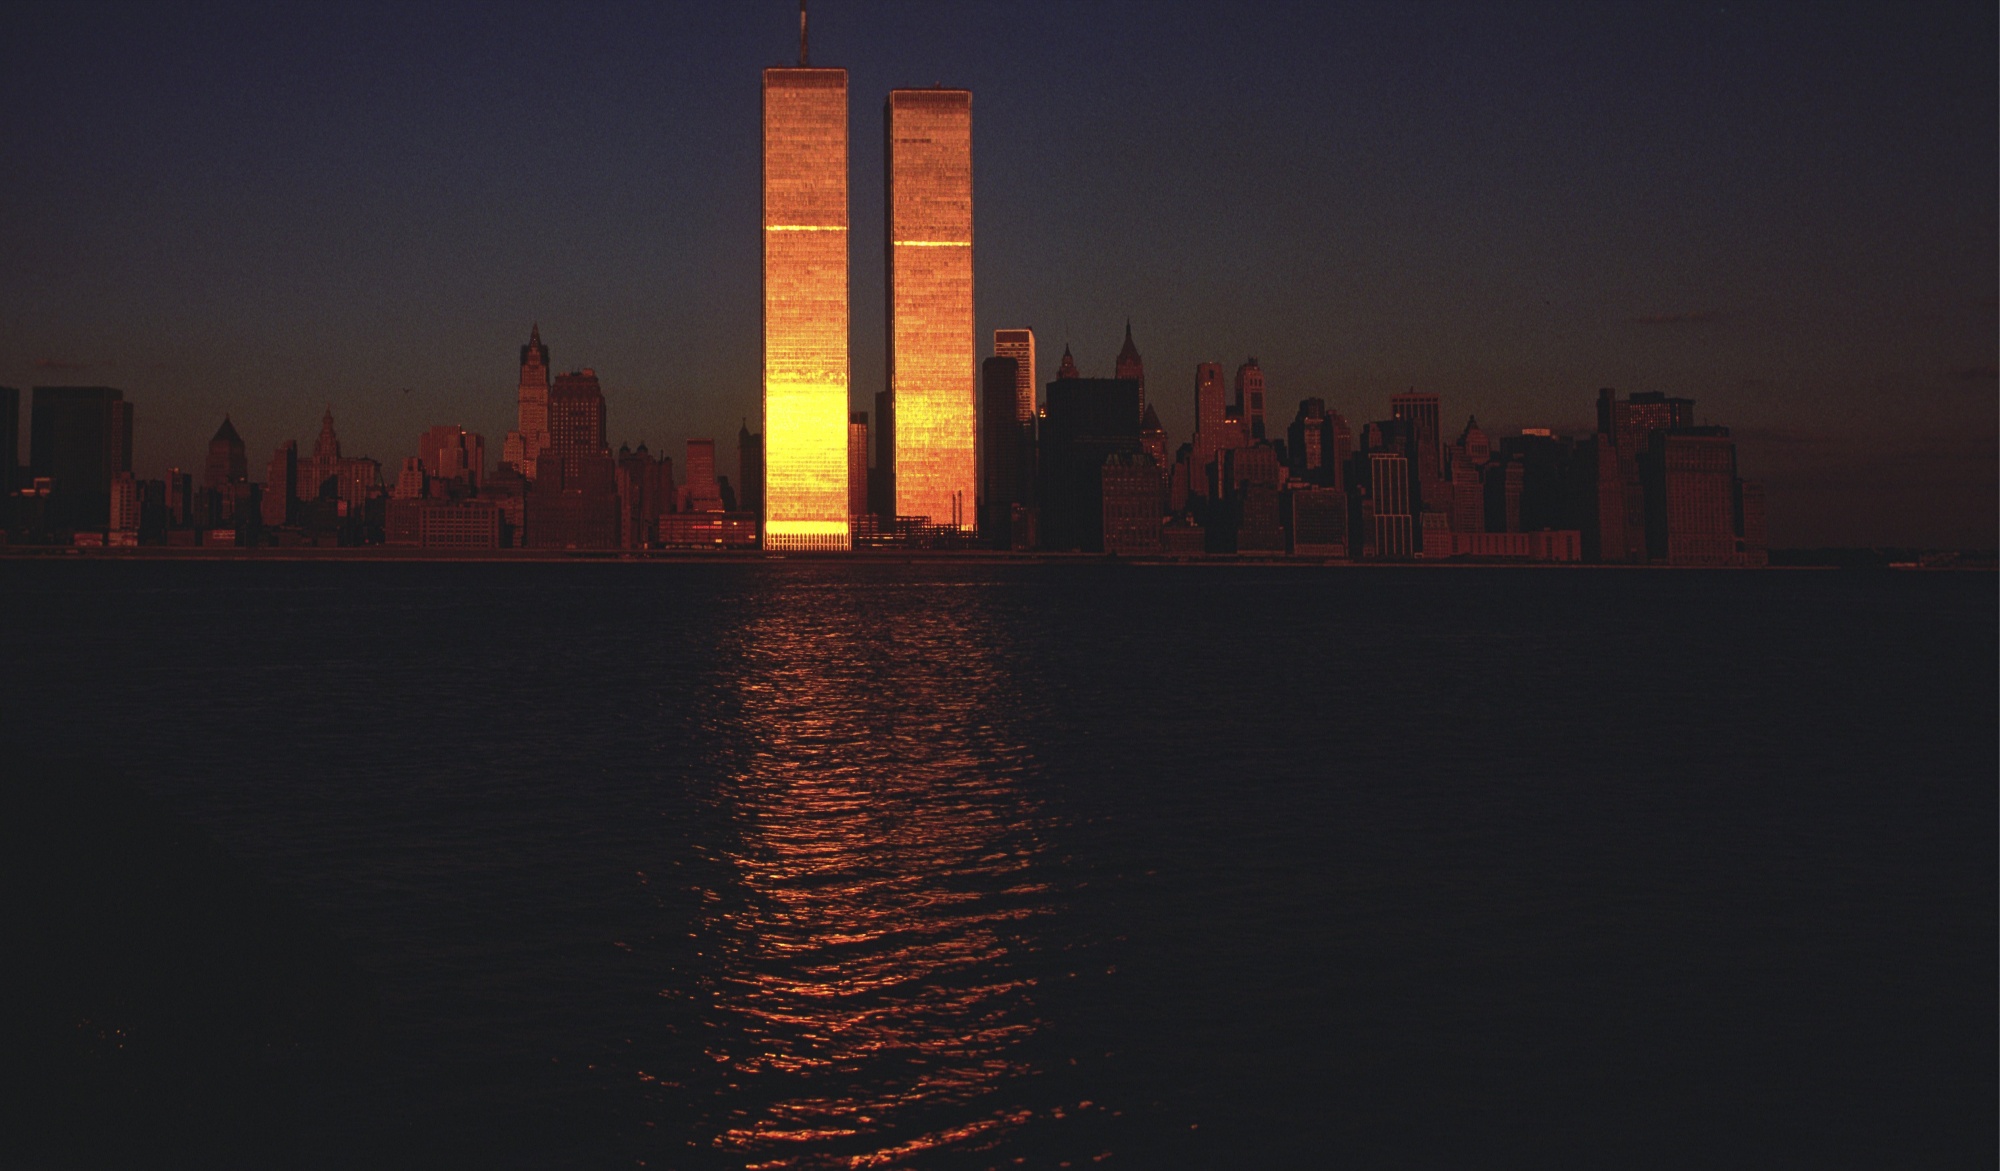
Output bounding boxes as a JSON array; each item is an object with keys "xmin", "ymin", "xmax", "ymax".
[
  {"xmin": 1391, "ymin": 391, "xmax": 1444, "ymax": 492},
  {"xmin": 524, "ymin": 369, "xmax": 618, "ymax": 549},
  {"xmin": 264, "ymin": 440, "xmax": 297, "ymax": 527},
  {"xmin": 1100, "ymin": 451, "xmax": 1163, "ymax": 556},
  {"xmin": 1646, "ymin": 427, "xmax": 1740, "ymax": 565},
  {"xmin": 762, "ymin": 62, "xmax": 851, "ymax": 551},
  {"xmin": 503, "ymin": 326, "xmax": 552, "ymax": 478},
  {"xmin": 681, "ymin": 439, "xmax": 723, "ymax": 513},
  {"xmin": 979, "ymin": 356, "xmax": 1038, "ymax": 545},
  {"xmin": 885, "ymin": 87, "xmax": 976, "ymax": 530},
  {"xmin": 1191, "ymin": 362, "xmax": 1245, "ymax": 497},
  {"xmin": 1115, "ymin": 323, "xmax": 1146, "ymax": 421},
  {"xmin": 1287, "ymin": 487, "xmax": 1347, "ymax": 556},
  {"xmin": 993, "ymin": 329, "xmax": 1036, "ymax": 423},
  {"xmin": 420, "ymin": 426, "xmax": 484, "ymax": 490},
  {"xmin": 1039, "ymin": 376, "xmax": 1143, "ymax": 551},
  {"xmin": 29, "ymin": 386, "xmax": 130, "ymax": 529},
  {"xmin": 1368, "ymin": 452, "xmax": 1413, "ymax": 559},
  {"xmin": 1235, "ymin": 358, "xmax": 1267, "ymax": 441}
]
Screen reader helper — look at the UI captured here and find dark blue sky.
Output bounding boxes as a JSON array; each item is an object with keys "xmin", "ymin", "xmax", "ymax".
[{"xmin": 5, "ymin": 1, "xmax": 1993, "ymax": 545}]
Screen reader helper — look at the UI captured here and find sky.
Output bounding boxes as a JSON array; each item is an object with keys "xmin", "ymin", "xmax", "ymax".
[{"xmin": 4, "ymin": 1, "xmax": 1994, "ymax": 547}]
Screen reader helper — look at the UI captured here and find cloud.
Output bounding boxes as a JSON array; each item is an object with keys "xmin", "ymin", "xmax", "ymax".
[
  {"xmin": 1952, "ymin": 363, "xmax": 1997, "ymax": 381},
  {"xmin": 34, "ymin": 358, "xmax": 94, "ymax": 371},
  {"xmin": 1629, "ymin": 310, "xmax": 1726, "ymax": 325}
]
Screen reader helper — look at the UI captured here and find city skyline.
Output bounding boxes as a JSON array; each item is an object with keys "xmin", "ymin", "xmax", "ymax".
[{"xmin": 3, "ymin": 2, "xmax": 1994, "ymax": 547}]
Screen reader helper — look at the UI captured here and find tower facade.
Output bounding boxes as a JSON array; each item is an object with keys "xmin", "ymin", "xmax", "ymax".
[
  {"xmin": 1115, "ymin": 323, "xmax": 1146, "ymax": 421},
  {"xmin": 885, "ymin": 87, "xmax": 976, "ymax": 530},
  {"xmin": 993, "ymin": 329, "xmax": 1036, "ymax": 423},
  {"xmin": 1234, "ymin": 358, "xmax": 1265, "ymax": 440},
  {"xmin": 762, "ymin": 65, "xmax": 852, "ymax": 551},
  {"xmin": 514, "ymin": 325, "xmax": 551, "ymax": 477}
]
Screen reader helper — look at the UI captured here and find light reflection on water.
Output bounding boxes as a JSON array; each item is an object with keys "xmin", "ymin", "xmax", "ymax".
[{"xmin": 686, "ymin": 575, "xmax": 1055, "ymax": 1168}]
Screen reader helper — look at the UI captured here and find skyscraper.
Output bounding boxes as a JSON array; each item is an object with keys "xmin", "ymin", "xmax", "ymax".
[
  {"xmin": 545, "ymin": 370, "xmax": 608, "ymax": 478},
  {"xmin": 263, "ymin": 440, "xmax": 297, "ymax": 527},
  {"xmin": 29, "ymin": 386, "xmax": 129, "ymax": 529},
  {"xmin": 1115, "ymin": 323, "xmax": 1146, "ymax": 421},
  {"xmin": 763, "ymin": 61, "xmax": 851, "ymax": 551},
  {"xmin": 979, "ymin": 357, "xmax": 1020, "ymax": 542},
  {"xmin": 1235, "ymin": 358, "xmax": 1267, "ymax": 441},
  {"xmin": 885, "ymin": 87, "xmax": 976, "ymax": 531},
  {"xmin": 303, "ymin": 408, "xmax": 342, "ymax": 500},
  {"xmin": 681, "ymin": 439, "xmax": 723, "ymax": 513},
  {"xmin": 1191, "ymin": 362, "xmax": 1243, "ymax": 497},
  {"xmin": 1039, "ymin": 374, "xmax": 1143, "ymax": 552},
  {"xmin": 205, "ymin": 416, "xmax": 250, "ymax": 526},
  {"xmin": 993, "ymin": 329, "xmax": 1036, "ymax": 423},
  {"xmin": 1390, "ymin": 390, "xmax": 1443, "ymax": 493},
  {"xmin": 512, "ymin": 325, "xmax": 551, "ymax": 478}
]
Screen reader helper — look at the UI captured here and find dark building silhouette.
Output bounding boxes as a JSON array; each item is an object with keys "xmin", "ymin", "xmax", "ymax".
[
  {"xmin": 385, "ymin": 498, "xmax": 503, "ymax": 548},
  {"xmin": 1390, "ymin": 391, "xmax": 1444, "ymax": 496},
  {"xmin": 263, "ymin": 441, "xmax": 297, "ymax": 527},
  {"xmin": 1100, "ymin": 451, "xmax": 1163, "ymax": 556},
  {"xmin": 979, "ymin": 357, "xmax": 1024, "ymax": 545},
  {"xmin": 1287, "ymin": 398, "xmax": 1336, "ymax": 488},
  {"xmin": 1235, "ymin": 358, "xmax": 1267, "ymax": 441},
  {"xmin": 1737, "ymin": 480, "xmax": 1769, "ymax": 567},
  {"xmin": 0, "ymin": 385, "xmax": 18, "ymax": 494},
  {"xmin": 1286, "ymin": 486, "xmax": 1347, "ymax": 555},
  {"xmin": 202, "ymin": 416, "xmax": 252, "ymax": 529},
  {"xmin": 1645, "ymin": 426, "xmax": 1741, "ymax": 565},
  {"xmin": 204, "ymin": 417, "xmax": 247, "ymax": 493},
  {"xmin": 30, "ymin": 386, "xmax": 130, "ymax": 530},
  {"xmin": 1056, "ymin": 344, "xmax": 1080, "ymax": 380},
  {"xmin": 524, "ymin": 369, "xmax": 618, "ymax": 549},
  {"xmin": 1235, "ymin": 484, "xmax": 1285, "ymax": 553},
  {"xmin": 1191, "ymin": 361, "xmax": 1245, "ymax": 498},
  {"xmin": 1597, "ymin": 388, "xmax": 1695, "ymax": 562},
  {"xmin": 738, "ymin": 423, "xmax": 764, "ymax": 521},
  {"xmin": 1039, "ymin": 376, "xmax": 1142, "ymax": 551},
  {"xmin": 1114, "ymin": 322, "xmax": 1146, "ymax": 421},
  {"xmin": 616, "ymin": 443, "xmax": 671, "ymax": 550}
]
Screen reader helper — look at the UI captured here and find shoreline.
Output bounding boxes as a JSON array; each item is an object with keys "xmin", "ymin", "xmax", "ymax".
[{"xmin": 0, "ymin": 546, "xmax": 1961, "ymax": 569}]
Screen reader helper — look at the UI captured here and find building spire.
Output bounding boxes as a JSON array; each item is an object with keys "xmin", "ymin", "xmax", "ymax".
[{"xmin": 799, "ymin": 0, "xmax": 809, "ymax": 66}]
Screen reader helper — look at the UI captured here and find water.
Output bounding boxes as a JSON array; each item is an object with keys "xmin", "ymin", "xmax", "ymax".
[{"xmin": 2, "ymin": 562, "xmax": 1992, "ymax": 1168}]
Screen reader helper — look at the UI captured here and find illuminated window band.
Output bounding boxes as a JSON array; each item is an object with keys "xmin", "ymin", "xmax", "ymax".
[
  {"xmin": 765, "ymin": 224, "xmax": 848, "ymax": 231},
  {"xmin": 892, "ymin": 240, "xmax": 971, "ymax": 247}
]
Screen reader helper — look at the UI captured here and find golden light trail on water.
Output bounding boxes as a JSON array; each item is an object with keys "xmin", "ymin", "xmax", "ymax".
[{"xmin": 688, "ymin": 573, "xmax": 1054, "ymax": 1168}]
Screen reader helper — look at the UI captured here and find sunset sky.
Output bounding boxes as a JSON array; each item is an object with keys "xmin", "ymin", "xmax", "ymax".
[{"xmin": 5, "ymin": 1, "xmax": 1993, "ymax": 546}]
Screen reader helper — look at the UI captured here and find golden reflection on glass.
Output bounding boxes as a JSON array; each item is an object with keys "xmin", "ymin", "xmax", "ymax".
[
  {"xmin": 886, "ymin": 89, "xmax": 977, "ymax": 531},
  {"xmin": 693, "ymin": 574, "xmax": 1051, "ymax": 1168},
  {"xmin": 764, "ymin": 67, "xmax": 852, "ymax": 552}
]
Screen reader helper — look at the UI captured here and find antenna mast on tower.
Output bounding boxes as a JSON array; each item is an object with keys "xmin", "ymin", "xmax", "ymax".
[{"xmin": 799, "ymin": 0, "xmax": 809, "ymax": 66}]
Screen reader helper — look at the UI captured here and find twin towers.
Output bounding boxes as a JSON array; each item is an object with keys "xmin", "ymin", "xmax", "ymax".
[{"xmin": 763, "ymin": 53, "xmax": 975, "ymax": 551}]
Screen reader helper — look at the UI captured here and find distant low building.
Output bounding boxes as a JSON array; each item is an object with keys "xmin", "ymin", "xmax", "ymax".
[{"xmin": 385, "ymin": 498, "xmax": 502, "ymax": 549}]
